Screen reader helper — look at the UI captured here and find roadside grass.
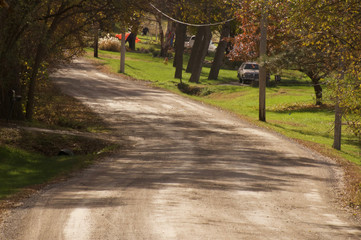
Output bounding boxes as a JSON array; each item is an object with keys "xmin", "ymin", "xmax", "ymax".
[
  {"xmin": 0, "ymin": 144, "xmax": 93, "ymax": 199},
  {"xmin": 0, "ymin": 126, "xmax": 120, "ymax": 201},
  {"xmin": 86, "ymin": 48, "xmax": 236, "ymax": 88},
  {"xmin": 136, "ymin": 35, "xmax": 161, "ymax": 52},
  {"xmin": 0, "ymin": 77, "xmax": 121, "ymax": 202},
  {"xmin": 201, "ymin": 87, "xmax": 361, "ymax": 164}
]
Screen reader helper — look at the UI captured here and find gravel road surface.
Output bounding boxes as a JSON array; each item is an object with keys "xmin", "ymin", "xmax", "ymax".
[{"xmin": 1, "ymin": 58, "xmax": 360, "ymax": 239}]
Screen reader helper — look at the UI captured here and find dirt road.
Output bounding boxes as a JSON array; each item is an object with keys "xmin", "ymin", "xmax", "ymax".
[{"xmin": 1, "ymin": 58, "xmax": 360, "ymax": 239}]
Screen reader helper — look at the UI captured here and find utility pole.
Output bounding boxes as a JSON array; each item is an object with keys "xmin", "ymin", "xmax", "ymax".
[
  {"xmin": 259, "ymin": 2, "xmax": 268, "ymax": 122},
  {"xmin": 333, "ymin": 52, "xmax": 344, "ymax": 150},
  {"xmin": 120, "ymin": 28, "xmax": 126, "ymax": 73},
  {"xmin": 333, "ymin": 95, "xmax": 342, "ymax": 150}
]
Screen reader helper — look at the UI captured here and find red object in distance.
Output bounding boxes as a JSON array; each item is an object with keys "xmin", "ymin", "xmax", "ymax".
[{"xmin": 115, "ymin": 33, "xmax": 140, "ymax": 43}]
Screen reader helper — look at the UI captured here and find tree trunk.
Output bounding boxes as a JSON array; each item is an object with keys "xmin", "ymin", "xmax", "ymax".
[
  {"xmin": 0, "ymin": 4, "xmax": 34, "ymax": 119},
  {"xmin": 208, "ymin": 22, "xmax": 230, "ymax": 80},
  {"xmin": 93, "ymin": 24, "xmax": 99, "ymax": 58},
  {"xmin": 186, "ymin": 27, "xmax": 205, "ymax": 73},
  {"xmin": 0, "ymin": 57, "xmax": 22, "ymax": 120},
  {"xmin": 25, "ymin": 7, "xmax": 61, "ymax": 120},
  {"xmin": 25, "ymin": 41, "xmax": 45, "ymax": 120},
  {"xmin": 161, "ymin": 20, "xmax": 176, "ymax": 57},
  {"xmin": 313, "ymin": 80, "xmax": 323, "ymax": 105},
  {"xmin": 127, "ymin": 32, "xmax": 136, "ymax": 51},
  {"xmin": 174, "ymin": 23, "xmax": 186, "ymax": 80},
  {"xmin": 304, "ymin": 71, "xmax": 323, "ymax": 105},
  {"xmin": 259, "ymin": 4, "xmax": 268, "ymax": 122},
  {"xmin": 155, "ymin": 13, "xmax": 164, "ymax": 52},
  {"xmin": 189, "ymin": 26, "xmax": 211, "ymax": 83}
]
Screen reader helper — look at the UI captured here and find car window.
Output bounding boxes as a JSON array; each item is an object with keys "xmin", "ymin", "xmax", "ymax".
[{"xmin": 244, "ymin": 64, "xmax": 259, "ymax": 70}]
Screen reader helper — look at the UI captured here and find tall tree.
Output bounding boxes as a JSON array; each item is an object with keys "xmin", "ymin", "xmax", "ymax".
[
  {"xmin": 229, "ymin": 0, "xmax": 339, "ymax": 106},
  {"xmin": 147, "ymin": 0, "xmax": 179, "ymax": 58},
  {"xmin": 0, "ymin": 0, "xmax": 131, "ymax": 120},
  {"xmin": 230, "ymin": 0, "xmax": 361, "ymax": 148},
  {"xmin": 161, "ymin": 19, "xmax": 176, "ymax": 57},
  {"xmin": 154, "ymin": 12, "xmax": 165, "ymax": 53},
  {"xmin": 174, "ymin": 23, "xmax": 187, "ymax": 80},
  {"xmin": 186, "ymin": 27, "xmax": 205, "ymax": 73},
  {"xmin": 208, "ymin": 22, "xmax": 231, "ymax": 80},
  {"xmin": 189, "ymin": 26, "xmax": 211, "ymax": 83},
  {"xmin": 286, "ymin": 0, "xmax": 361, "ymax": 149},
  {"xmin": 181, "ymin": 0, "xmax": 238, "ymax": 82},
  {"xmin": 0, "ymin": 1, "xmax": 40, "ymax": 119}
]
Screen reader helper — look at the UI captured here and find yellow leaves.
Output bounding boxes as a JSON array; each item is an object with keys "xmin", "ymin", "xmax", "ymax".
[{"xmin": 24, "ymin": 61, "xmax": 32, "ymax": 70}]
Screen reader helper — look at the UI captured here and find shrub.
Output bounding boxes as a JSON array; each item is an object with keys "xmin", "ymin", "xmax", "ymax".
[
  {"xmin": 99, "ymin": 34, "xmax": 120, "ymax": 52},
  {"xmin": 177, "ymin": 83, "xmax": 202, "ymax": 95},
  {"xmin": 139, "ymin": 48, "xmax": 150, "ymax": 54},
  {"xmin": 152, "ymin": 50, "xmax": 160, "ymax": 57}
]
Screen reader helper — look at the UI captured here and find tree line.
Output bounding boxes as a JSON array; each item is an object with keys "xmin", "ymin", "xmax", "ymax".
[
  {"xmin": 227, "ymin": 0, "xmax": 361, "ymax": 149},
  {"xmin": 0, "ymin": 0, "xmax": 236, "ymax": 122},
  {"xmin": 0, "ymin": 0, "xmax": 139, "ymax": 121}
]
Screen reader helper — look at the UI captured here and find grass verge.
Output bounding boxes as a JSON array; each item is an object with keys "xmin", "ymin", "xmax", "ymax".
[
  {"xmin": 0, "ymin": 75, "xmax": 123, "ymax": 217},
  {"xmin": 0, "ymin": 144, "xmax": 93, "ymax": 199}
]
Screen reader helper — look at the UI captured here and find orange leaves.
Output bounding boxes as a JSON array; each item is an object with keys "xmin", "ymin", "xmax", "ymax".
[{"xmin": 229, "ymin": 0, "xmax": 290, "ymax": 62}]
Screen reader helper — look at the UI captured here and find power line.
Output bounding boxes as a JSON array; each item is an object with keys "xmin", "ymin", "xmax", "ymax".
[{"xmin": 149, "ymin": 3, "xmax": 235, "ymax": 27}]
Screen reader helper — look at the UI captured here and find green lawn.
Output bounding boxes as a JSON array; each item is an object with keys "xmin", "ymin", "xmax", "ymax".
[
  {"xmin": 0, "ymin": 145, "xmax": 94, "ymax": 199},
  {"xmin": 89, "ymin": 48, "xmax": 236, "ymax": 86},
  {"xmin": 85, "ymin": 47, "xmax": 360, "ymax": 165}
]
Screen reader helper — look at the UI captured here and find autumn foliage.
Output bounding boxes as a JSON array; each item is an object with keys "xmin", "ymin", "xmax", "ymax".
[{"xmin": 230, "ymin": 0, "xmax": 361, "ymax": 139}]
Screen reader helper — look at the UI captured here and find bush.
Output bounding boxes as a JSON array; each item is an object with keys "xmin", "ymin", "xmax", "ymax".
[
  {"xmin": 99, "ymin": 34, "xmax": 120, "ymax": 52},
  {"xmin": 139, "ymin": 48, "xmax": 149, "ymax": 54},
  {"xmin": 152, "ymin": 50, "xmax": 160, "ymax": 57},
  {"xmin": 177, "ymin": 83, "xmax": 202, "ymax": 95}
]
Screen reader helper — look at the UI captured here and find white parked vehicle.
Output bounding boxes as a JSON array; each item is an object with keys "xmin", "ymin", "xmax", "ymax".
[
  {"xmin": 237, "ymin": 62, "xmax": 259, "ymax": 84},
  {"xmin": 184, "ymin": 35, "xmax": 217, "ymax": 52},
  {"xmin": 237, "ymin": 62, "xmax": 270, "ymax": 84}
]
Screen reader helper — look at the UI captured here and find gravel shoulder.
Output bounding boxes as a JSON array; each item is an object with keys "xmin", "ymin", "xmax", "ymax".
[{"xmin": 1, "ymin": 58, "xmax": 361, "ymax": 239}]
